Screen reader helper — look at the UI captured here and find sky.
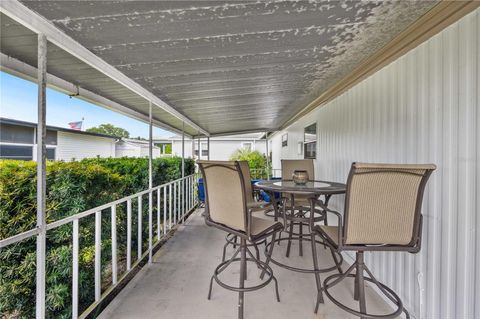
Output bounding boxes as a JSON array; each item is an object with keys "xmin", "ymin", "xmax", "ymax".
[{"xmin": 0, "ymin": 71, "xmax": 173, "ymax": 138}]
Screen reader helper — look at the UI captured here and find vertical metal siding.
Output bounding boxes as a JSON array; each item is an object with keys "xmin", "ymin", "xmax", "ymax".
[{"xmin": 270, "ymin": 9, "xmax": 479, "ymax": 319}]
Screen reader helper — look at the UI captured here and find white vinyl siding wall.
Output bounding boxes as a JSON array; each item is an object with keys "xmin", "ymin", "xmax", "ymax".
[
  {"xmin": 270, "ymin": 9, "xmax": 479, "ymax": 319},
  {"xmin": 56, "ymin": 131, "xmax": 116, "ymax": 161}
]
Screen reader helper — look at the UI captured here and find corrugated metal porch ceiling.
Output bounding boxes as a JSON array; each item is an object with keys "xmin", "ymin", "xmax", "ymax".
[{"xmin": 3, "ymin": 1, "xmax": 437, "ymax": 136}]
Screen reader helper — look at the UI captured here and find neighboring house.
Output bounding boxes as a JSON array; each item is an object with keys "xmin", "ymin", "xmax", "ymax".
[
  {"xmin": 0, "ymin": 118, "xmax": 117, "ymax": 161},
  {"xmin": 116, "ymin": 138, "xmax": 161, "ymax": 158},
  {"xmin": 153, "ymin": 133, "xmax": 267, "ymax": 160}
]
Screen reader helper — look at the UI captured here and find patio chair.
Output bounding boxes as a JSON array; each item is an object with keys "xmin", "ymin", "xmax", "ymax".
[
  {"xmin": 222, "ymin": 161, "xmax": 273, "ymax": 262},
  {"xmin": 198, "ymin": 160, "xmax": 283, "ymax": 319},
  {"xmin": 313, "ymin": 162, "xmax": 436, "ymax": 318},
  {"xmin": 281, "ymin": 159, "xmax": 322, "ymax": 257}
]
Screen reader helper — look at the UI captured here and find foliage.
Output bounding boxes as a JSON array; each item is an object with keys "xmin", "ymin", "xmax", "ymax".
[
  {"xmin": 164, "ymin": 144, "xmax": 172, "ymax": 154},
  {"xmin": 229, "ymin": 148, "xmax": 268, "ymax": 179},
  {"xmin": 0, "ymin": 157, "xmax": 194, "ymax": 318},
  {"xmin": 86, "ymin": 123, "xmax": 130, "ymax": 138}
]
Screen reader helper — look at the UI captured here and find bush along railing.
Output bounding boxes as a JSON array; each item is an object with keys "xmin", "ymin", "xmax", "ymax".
[{"xmin": 0, "ymin": 158, "xmax": 198, "ymax": 319}]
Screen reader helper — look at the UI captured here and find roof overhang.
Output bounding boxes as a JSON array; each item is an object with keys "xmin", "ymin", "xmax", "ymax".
[
  {"xmin": 2, "ymin": 1, "xmax": 478, "ymax": 138},
  {"xmin": 0, "ymin": 0, "xmax": 209, "ymax": 137}
]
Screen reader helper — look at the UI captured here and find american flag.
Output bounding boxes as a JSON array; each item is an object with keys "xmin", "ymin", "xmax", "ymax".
[{"xmin": 68, "ymin": 121, "xmax": 83, "ymax": 131}]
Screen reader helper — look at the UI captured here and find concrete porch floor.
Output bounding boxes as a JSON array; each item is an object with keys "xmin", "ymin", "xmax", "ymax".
[{"xmin": 99, "ymin": 209, "xmax": 395, "ymax": 319}]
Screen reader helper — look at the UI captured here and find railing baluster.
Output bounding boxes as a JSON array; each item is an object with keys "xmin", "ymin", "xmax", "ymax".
[
  {"xmin": 190, "ymin": 176, "xmax": 195, "ymax": 208},
  {"xmin": 148, "ymin": 190, "xmax": 153, "ymax": 263},
  {"xmin": 181, "ymin": 179, "xmax": 184, "ymax": 223},
  {"xmin": 95, "ymin": 211, "xmax": 101, "ymax": 301},
  {"xmin": 137, "ymin": 195, "xmax": 142, "ymax": 261},
  {"xmin": 163, "ymin": 186, "xmax": 167, "ymax": 235},
  {"xmin": 127, "ymin": 199, "xmax": 132, "ymax": 271},
  {"xmin": 169, "ymin": 183, "xmax": 172, "ymax": 229},
  {"xmin": 173, "ymin": 182, "xmax": 177, "ymax": 225},
  {"xmin": 187, "ymin": 177, "xmax": 190, "ymax": 212},
  {"xmin": 111, "ymin": 205, "xmax": 117, "ymax": 284},
  {"xmin": 72, "ymin": 219, "xmax": 79, "ymax": 319},
  {"xmin": 157, "ymin": 188, "xmax": 160, "ymax": 241}
]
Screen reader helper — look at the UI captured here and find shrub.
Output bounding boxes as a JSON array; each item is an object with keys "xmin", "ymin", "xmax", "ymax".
[
  {"xmin": 0, "ymin": 157, "xmax": 194, "ymax": 318},
  {"xmin": 229, "ymin": 149, "xmax": 268, "ymax": 179}
]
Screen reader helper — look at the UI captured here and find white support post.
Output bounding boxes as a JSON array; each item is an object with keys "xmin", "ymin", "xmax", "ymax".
[
  {"xmin": 148, "ymin": 102, "xmax": 153, "ymax": 263},
  {"xmin": 197, "ymin": 137, "xmax": 200, "ymax": 160},
  {"xmin": 182, "ymin": 123, "xmax": 185, "ymax": 178},
  {"xmin": 265, "ymin": 132, "xmax": 269, "ymax": 180},
  {"xmin": 207, "ymin": 136, "xmax": 210, "ymax": 160},
  {"xmin": 181, "ymin": 124, "xmax": 185, "ymax": 223},
  {"xmin": 137, "ymin": 195, "xmax": 142, "ymax": 261},
  {"xmin": 94, "ymin": 211, "xmax": 101, "ymax": 301},
  {"xmin": 72, "ymin": 219, "xmax": 79, "ymax": 319},
  {"xmin": 126, "ymin": 199, "xmax": 132, "ymax": 271},
  {"xmin": 36, "ymin": 33, "xmax": 47, "ymax": 319},
  {"xmin": 111, "ymin": 205, "xmax": 117, "ymax": 285}
]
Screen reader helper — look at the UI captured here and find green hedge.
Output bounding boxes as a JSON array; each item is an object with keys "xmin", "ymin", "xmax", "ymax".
[{"xmin": 0, "ymin": 157, "xmax": 195, "ymax": 319}]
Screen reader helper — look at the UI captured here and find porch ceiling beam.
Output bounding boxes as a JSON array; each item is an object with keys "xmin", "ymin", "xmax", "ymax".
[
  {"xmin": 0, "ymin": 53, "xmax": 192, "ymax": 138},
  {"xmin": 0, "ymin": 0, "xmax": 209, "ymax": 137},
  {"xmin": 193, "ymin": 128, "xmax": 274, "ymax": 139}
]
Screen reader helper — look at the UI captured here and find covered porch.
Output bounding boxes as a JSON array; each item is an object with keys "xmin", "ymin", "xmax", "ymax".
[
  {"xmin": 1, "ymin": 1, "xmax": 479, "ymax": 319},
  {"xmin": 98, "ymin": 209, "xmax": 391, "ymax": 319}
]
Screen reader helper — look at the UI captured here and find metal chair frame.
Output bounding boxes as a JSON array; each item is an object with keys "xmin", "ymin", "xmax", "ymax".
[
  {"xmin": 198, "ymin": 161, "xmax": 283, "ymax": 319},
  {"xmin": 313, "ymin": 163, "xmax": 435, "ymax": 318}
]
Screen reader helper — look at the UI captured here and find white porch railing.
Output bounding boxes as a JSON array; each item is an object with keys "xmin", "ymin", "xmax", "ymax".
[{"xmin": 0, "ymin": 173, "xmax": 199, "ymax": 318}]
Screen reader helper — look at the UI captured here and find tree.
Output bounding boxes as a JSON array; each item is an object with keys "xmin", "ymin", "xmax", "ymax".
[{"xmin": 86, "ymin": 124, "xmax": 130, "ymax": 138}]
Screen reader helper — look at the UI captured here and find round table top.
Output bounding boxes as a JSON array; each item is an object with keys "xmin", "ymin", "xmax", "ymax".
[{"xmin": 254, "ymin": 179, "xmax": 346, "ymax": 195}]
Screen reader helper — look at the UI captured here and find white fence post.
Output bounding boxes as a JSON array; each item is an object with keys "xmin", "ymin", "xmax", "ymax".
[
  {"xmin": 111, "ymin": 205, "xmax": 117, "ymax": 285},
  {"xmin": 72, "ymin": 219, "xmax": 79, "ymax": 319},
  {"xmin": 127, "ymin": 199, "xmax": 132, "ymax": 271},
  {"xmin": 94, "ymin": 211, "xmax": 101, "ymax": 301},
  {"xmin": 137, "ymin": 195, "xmax": 142, "ymax": 261}
]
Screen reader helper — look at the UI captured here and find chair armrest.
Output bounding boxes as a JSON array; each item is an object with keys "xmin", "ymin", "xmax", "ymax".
[{"xmin": 311, "ymin": 199, "xmax": 344, "ymax": 246}]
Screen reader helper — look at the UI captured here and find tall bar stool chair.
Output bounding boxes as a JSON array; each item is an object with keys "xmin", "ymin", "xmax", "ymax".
[
  {"xmin": 313, "ymin": 162, "xmax": 436, "ymax": 318},
  {"xmin": 198, "ymin": 160, "xmax": 283, "ymax": 319},
  {"xmin": 222, "ymin": 161, "xmax": 272, "ymax": 262},
  {"xmin": 281, "ymin": 159, "xmax": 326, "ymax": 257}
]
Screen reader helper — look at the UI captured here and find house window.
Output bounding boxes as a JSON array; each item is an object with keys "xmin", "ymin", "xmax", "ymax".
[
  {"xmin": 201, "ymin": 142, "xmax": 208, "ymax": 156},
  {"xmin": 46, "ymin": 147, "xmax": 56, "ymax": 160},
  {"xmin": 304, "ymin": 123, "xmax": 317, "ymax": 159},
  {"xmin": 242, "ymin": 142, "xmax": 253, "ymax": 151},
  {"xmin": 282, "ymin": 133, "xmax": 288, "ymax": 147},
  {"xmin": 0, "ymin": 144, "xmax": 33, "ymax": 160}
]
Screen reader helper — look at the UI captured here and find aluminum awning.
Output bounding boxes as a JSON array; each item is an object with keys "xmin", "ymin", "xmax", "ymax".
[{"xmin": 1, "ymin": 1, "xmax": 438, "ymax": 136}]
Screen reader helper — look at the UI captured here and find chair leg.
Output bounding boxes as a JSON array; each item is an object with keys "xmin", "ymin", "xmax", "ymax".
[
  {"xmin": 207, "ymin": 275, "xmax": 215, "ymax": 300},
  {"xmin": 356, "ymin": 252, "xmax": 367, "ymax": 319},
  {"xmin": 222, "ymin": 240, "xmax": 229, "ymax": 263},
  {"xmin": 330, "ymin": 247, "xmax": 343, "ymax": 274},
  {"xmin": 311, "ymin": 232, "xmax": 324, "ymax": 313},
  {"xmin": 299, "ymin": 219, "xmax": 303, "ymax": 257},
  {"xmin": 354, "ymin": 269, "xmax": 359, "ymax": 301},
  {"xmin": 261, "ymin": 232, "xmax": 276, "ymax": 279},
  {"xmin": 254, "ymin": 244, "xmax": 261, "ymax": 263},
  {"xmin": 233, "ymin": 235, "xmax": 238, "ymax": 249},
  {"xmin": 286, "ymin": 221, "xmax": 294, "ymax": 258},
  {"xmin": 238, "ymin": 239, "xmax": 246, "ymax": 319}
]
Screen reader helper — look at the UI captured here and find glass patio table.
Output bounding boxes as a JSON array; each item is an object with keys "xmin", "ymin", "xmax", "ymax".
[{"xmin": 254, "ymin": 179, "xmax": 346, "ymax": 292}]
